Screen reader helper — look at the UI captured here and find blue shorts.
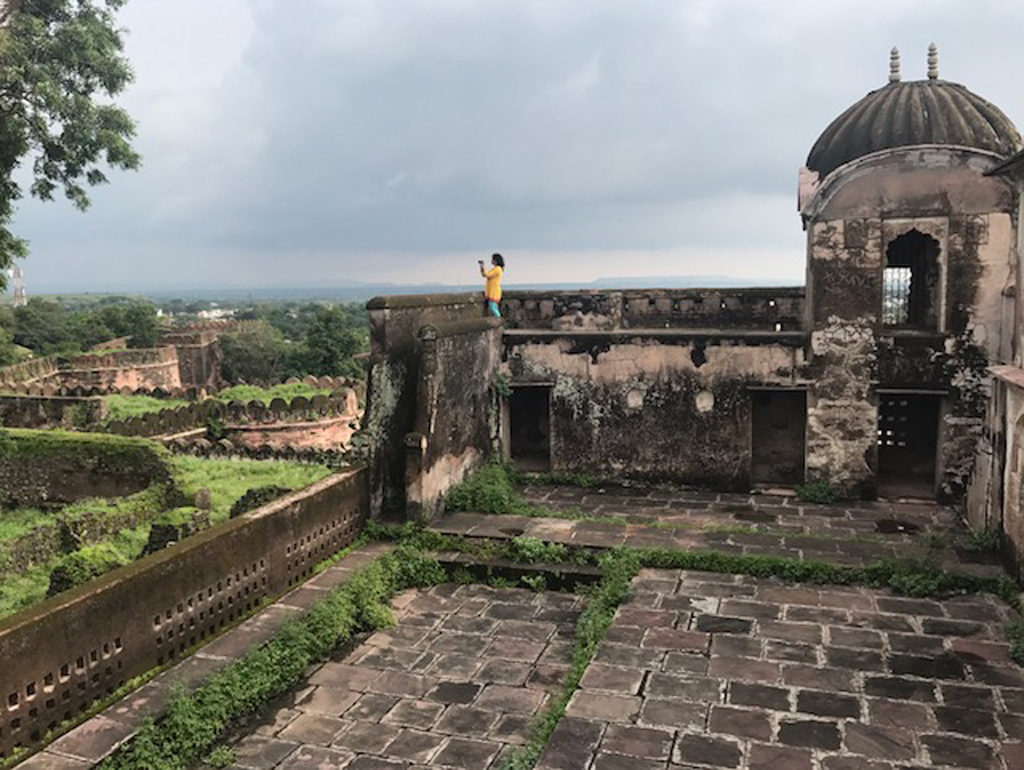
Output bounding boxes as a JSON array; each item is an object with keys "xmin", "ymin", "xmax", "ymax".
[{"xmin": 487, "ymin": 300, "xmax": 501, "ymax": 317}]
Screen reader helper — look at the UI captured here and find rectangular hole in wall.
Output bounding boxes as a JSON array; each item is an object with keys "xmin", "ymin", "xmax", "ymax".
[
  {"xmin": 877, "ymin": 393, "xmax": 940, "ymax": 499},
  {"xmin": 750, "ymin": 390, "xmax": 806, "ymax": 486},
  {"xmin": 509, "ymin": 385, "xmax": 552, "ymax": 472}
]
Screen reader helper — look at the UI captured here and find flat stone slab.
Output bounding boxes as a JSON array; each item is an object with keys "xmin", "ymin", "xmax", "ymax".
[
  {"xmin": 220, "ymin": 585, "xmax": 583, "ymax": 768},
  {"xmin": 551, "ymin": 569, "xmax": 1023, "ymax": 770},
  {"xmin": 435, "ymin": 484, "xmax": 1002, "ymax": 574}
]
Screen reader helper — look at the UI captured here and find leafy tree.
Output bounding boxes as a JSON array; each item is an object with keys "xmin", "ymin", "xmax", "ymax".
[
  {"xmin": 0, "ymin": 323, "xmax": 16, "ymax": 365},
  {"xmin": 0, "ymin": 0, "xmax": 140, "ymax": 285},
  {"xmin": 12, "ymin": 298, "xmax": 75, "ymax": 354},
  {"xmin": 219, "ymin": 322, "xmax": 289, "ymax": 385},
  {"xmin": 297, "ymin": 307, "xmax": 363, "ymax": 378},
  {"xmin": 123, "ymin": 303, "xmax": 159, "ymax": 347}
]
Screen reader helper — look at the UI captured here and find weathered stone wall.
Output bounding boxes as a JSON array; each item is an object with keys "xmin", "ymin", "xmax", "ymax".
[
  {"xmin": 802, "ymin": 147, "xmax": 1016, "ymax": 500},
  {"xmin": 161, "ymin": 330, "xmax": 221, "ymax": 390},
  {"xmin": 0, "ymin": 357, "xmax": 58, "ymax": 388},
  {"xmin": 502, "ymin": 287, "xmax": 804, "ymax": 331},
  {"xmin": 406, "ymin": 318, "xmax": 502, "ymax": 521},
  {"xmin": 364, "ymin": 294, "xmax": 484, "ymax": 516},
  {"xmin": 981, "ymin": 370, "xmax": 1024, "ymax": 580},
  {"xmin": 503, "ymin": 330, "xmax": 808, "ymax": 488},
  {"xmin": 0, "ymin": 430, "xmax": 172, "ymax": 507},
  {"xmin": 0, "ymin": 394, "xmax": 105, "ymax": 429},
  {"xmin": 51, "ymin": 347, "xmax": 182, "ymax": 391},
  {"xmin": 0, "ymin": 468, "xmax": 367, "ymax": 758}
]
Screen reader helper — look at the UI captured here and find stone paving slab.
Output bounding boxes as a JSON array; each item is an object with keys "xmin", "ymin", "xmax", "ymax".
[
  {"xmin": 227, "ymin": 585, "xmax": 585, "ymax": 769},
  {"xmin": 540, "ymin": 568, "xmax": 1023, "ymax": 770},
  {"xmin": 432, "ymin": 484, "xmax": 1003, "ymax": 575}
]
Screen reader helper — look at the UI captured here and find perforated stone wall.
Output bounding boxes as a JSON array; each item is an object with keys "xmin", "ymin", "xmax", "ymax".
[{"xmin": 0, "ymin": 467, "xmax": 367, "ymax": 759}]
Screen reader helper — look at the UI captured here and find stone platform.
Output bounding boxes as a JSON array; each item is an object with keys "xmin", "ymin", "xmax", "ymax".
[{"xmin": 432, "ymin": 485, "xmax": 1002, "ymax": 574}]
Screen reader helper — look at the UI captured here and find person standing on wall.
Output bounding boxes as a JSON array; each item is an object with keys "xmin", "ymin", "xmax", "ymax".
[{"xmin": 479, "ymin": 253, "xmax": 505, "ymax": 318}]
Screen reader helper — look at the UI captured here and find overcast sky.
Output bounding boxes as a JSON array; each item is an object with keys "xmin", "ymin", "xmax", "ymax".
[{"xmin": 12, "ymin": 0, "xmax": 1024, "ymax": 292}]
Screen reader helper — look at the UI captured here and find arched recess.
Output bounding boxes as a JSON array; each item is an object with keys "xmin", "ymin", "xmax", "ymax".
[{"xmin": 882, "ymin": 229, "xmax": 941, "ymax": 329}]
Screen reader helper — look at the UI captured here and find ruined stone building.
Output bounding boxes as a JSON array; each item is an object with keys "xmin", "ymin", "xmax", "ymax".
[{"xmin": 364, "ymin": 47, "xmax": 1024, "ymax": 576}]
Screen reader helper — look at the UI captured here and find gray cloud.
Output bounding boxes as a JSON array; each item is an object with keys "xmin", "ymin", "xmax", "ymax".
[{"xmin": 12, "ymin": 0, "xmax": 1024, "ymax": 291}]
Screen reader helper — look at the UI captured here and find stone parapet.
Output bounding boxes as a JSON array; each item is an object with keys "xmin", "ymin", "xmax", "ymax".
[{"xmin": 0, "ymin": 467, "xmax": 368, "ymax": 760}]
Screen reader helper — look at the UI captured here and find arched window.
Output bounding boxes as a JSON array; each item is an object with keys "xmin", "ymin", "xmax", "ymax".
[{"xmin": 882, "ymin": 230, "xmax": 940, "ymax": 328}]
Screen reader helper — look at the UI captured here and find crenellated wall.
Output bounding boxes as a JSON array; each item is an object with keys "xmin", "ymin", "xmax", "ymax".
[
  {"xmin": 52, "ymin": 347, "xmax": 182, "ymax": 391},
  {"xmin": 0, "ymin": 357, "xmax": 59, "ymax": 388}
]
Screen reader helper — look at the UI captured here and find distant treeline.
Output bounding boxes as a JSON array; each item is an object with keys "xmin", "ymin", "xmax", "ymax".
[
  {"xmin": 0, "ymin": 297, "xmax": 159, "ymax": 363},
  {"xmin": 0, "ymin": 296, "xmax": 369, "ymax": 382}
]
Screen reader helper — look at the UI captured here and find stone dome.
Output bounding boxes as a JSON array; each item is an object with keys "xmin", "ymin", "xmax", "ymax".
[{"xmin": 806, "ymin": 60, "xmax": 1021, "ymax": 179}]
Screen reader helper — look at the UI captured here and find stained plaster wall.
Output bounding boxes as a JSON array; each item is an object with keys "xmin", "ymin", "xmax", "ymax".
[
  {"xmin": 406, "ymin": 319, "xmax": 502, "ymax": 521},
  {"xmin": 803, "ymin": 147, "xmax": 1016, "ymax": 499},
  {"xmin": 363, "ymin": 294, "xmax": 485, "ymax": 516},
  {"xmin": 502, "ymin": 331, "xmax": 807, "ymax": 488},
  {"xmin": 51, "ymin": 348, "xmax": 182, "ymax": 391},
  {"xmin": 502, "ymin": 288, "xmax": 804, "ymax": 332},
  {"xmin": 981, "ymin": 373, "xmax": 1024, "ymax": 580}
]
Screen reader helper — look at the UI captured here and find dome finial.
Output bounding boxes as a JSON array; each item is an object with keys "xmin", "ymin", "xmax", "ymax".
[
  {"xmin": 928, "ymin": 43, "xmax": 938, "ymax": 79},
  {"xmin": 889, "ymin": 46, "xmax": 901, "ymax": 83}
]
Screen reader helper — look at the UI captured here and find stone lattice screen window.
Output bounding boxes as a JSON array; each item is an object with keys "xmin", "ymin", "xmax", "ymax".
[{"xmin": 882, "ymin": 229, "xmax": 940, "ymax": 328}]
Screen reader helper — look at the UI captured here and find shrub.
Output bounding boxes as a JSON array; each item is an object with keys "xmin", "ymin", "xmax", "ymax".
[
  {"xmin": 444, "ymin": 462, "xmax": 518, "ymax": 514},
  {"xmin": 47, "ymin": 543, "xmax": 129, "ymax": 596},
  {"xmin": 229, "ymin": 486, "xmax": 293, "ymax": 518},
  {"xmin": 795, "ymin": 478, "xmax": 839, "ymax": 504}
]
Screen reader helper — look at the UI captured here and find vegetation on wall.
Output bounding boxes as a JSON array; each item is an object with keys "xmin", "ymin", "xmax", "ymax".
[
  {"xmin": 0, "ymin": 434, "xmax": 332, "ymax": 618},
  {"xmin": 102, "ymin": 394, "xmax": 190, "ymax": 423},
  {"xmin": 96, "ymin": 547, "xmax": 444, "ymax": 770},
  {"xmin": 212, "ymin": 382, "xmax": 333, "ymax": 404}
]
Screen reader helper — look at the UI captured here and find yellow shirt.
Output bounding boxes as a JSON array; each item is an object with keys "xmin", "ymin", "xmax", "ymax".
[{"xmin": 484, "ymin": 266, "xmax": 503, "ymax": 301}]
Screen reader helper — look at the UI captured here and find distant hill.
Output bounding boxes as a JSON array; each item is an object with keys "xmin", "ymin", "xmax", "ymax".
[{"xmin": 49, "ymin": 275, "xmax": 798, "ymax": 302}]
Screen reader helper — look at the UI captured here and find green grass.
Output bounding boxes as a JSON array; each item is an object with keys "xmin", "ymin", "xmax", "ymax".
[
  {"xmin": 0, "ymin": 456, "xmax": 332, "ymax": 620},
  {"xmin": 212, "ymin": 383, "xmax": 332, "ymax": 404},
  {"xmin": 102, "ymin": 394, "xmax": 189, "ymax": 423},
  {"xmin": 169, "ymin": 456, "xmax": 332, "ymax": 523},
  {"xmin": 0, "ymin": 507, "xmax": 50, "ymax": 545},
  {"xmin": 98, "ymin": 384, "xmax": 338, "ymax": 427}
]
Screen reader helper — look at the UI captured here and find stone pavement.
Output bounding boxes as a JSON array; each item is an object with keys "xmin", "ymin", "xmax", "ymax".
[
  {"xmin": 227, "ymin": 585, "xmax": 583, "ymax": 770},
  {"xmin": 220, "ymin": 574, "xmax": 1023, "ymax": 770},
  {"xmin": 544, "ymin": 568, "xmax": 1024, "ymax": 770},
  {"xmin": 430, "ymin": 485, "xmax": 1002, "ymax": 575}
]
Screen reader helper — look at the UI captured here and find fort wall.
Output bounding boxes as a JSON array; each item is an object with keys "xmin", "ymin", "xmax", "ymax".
[
  {"xmin": 405, "ymin": 318, "xmax": 502, "ymax": 521},
  {"xmin": 364, "ymin": 294, "xmax": 484, "ymax": 516},
  {"xmin": 0, "ymin": 467, "xmax": 366, "ymax": 758}
]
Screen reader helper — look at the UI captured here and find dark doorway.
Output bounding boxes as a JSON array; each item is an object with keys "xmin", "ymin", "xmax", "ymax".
[
  {"xmin": 751, "ymin": 390, "xmax": 806, "ymax": 485},
  {"xmin": 877, "ymin": 393, "xmax": 940, "ymax": 498},
  {"xmin": 509, "ymin": 386, "xmax": 551, "ymax": 471}
]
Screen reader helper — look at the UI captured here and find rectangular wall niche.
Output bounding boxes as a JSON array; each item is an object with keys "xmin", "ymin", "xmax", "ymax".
[
  {"xmin": 509, "ymin": 385, "xmax": 551, "ymax": 472},
  {"xmin": 877, "ymin": 393, "xmax": 940, "ymax": 498},
  {"xmin": 750, "ymin": 390, "xmax": 806, "ymax": 485}
]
